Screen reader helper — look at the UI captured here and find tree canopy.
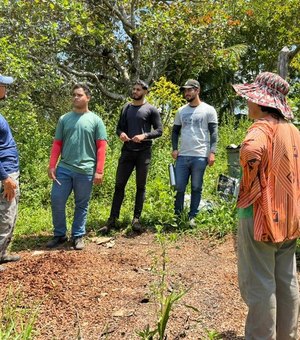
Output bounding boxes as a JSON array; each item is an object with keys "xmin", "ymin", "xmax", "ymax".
[
  {"xmin": 0, "ymin": 0, "xmax": 299, "ymax": 207},
  {"xmin": 0, "ymin": 0, "xmax": 299, "ymax": 118}
]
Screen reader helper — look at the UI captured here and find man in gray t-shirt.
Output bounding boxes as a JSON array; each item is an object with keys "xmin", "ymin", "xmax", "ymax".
[{"xmin": 171, "ymin": 79, "xmax": 218, "ymax": 224}]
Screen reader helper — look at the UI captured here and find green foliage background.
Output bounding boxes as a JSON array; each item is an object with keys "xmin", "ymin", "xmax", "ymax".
[
  {"xmin": 0, "ymin": 0, "xmax": 298, "ymax": 246},
  {"xmin": 5, "ymin": 77, "xmax": 251, "ymax": 248}
]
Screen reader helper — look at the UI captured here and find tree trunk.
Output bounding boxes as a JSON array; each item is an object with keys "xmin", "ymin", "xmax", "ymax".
[{"xmin": 277, "ymin": 46, "xmax": 290, "ymax": 79}]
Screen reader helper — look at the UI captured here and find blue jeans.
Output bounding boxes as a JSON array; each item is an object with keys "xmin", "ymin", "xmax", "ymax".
[
  {"xmin": 51, "ymin": 166, "xmax": 93, "ymax": 238},
  {"xmin": 174, "ymin": 156, "xmax": 207, "ymax": 218}
]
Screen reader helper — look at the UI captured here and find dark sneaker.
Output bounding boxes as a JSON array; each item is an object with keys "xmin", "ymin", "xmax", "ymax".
[
  {"xmin": 99, "ymin": 217, "xmax": 116, "ymax": 235},
  {"xmin": 73, "ymin": 237, "xmax": 84, "ymax": 250},
  {"xmin": 0, "ymin": 254, "xmax": 20, "ymax": 264},
  {"xmin": 132, "ymin": 218, "xmax": 143, "ymax": 232},
  {"xmin": 46, "ymin": 236, "xmax": 68, "ymax": 248}
]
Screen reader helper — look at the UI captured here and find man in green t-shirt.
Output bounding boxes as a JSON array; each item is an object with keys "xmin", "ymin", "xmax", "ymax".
[{"xmin": 47, "ymin": 84, "xmax": 107, "ymax": 250}]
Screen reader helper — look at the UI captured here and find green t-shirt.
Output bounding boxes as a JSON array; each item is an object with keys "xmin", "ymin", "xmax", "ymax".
[
  {"xmin": 55, "ymin": 111, "xmax": 107, "ymax": 175},
  {"xmin": 237, "ymin": 204, "xmax": 253, "ymax": 219}
]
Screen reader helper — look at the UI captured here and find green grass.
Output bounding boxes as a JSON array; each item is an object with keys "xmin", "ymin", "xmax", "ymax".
[
  {"xmin": 0, "ymin": 287, "xmax": 39, "ymax": 339},
  {"xmin": 15, "ymin": 206, "xmax": 52, "ymax": 236}
]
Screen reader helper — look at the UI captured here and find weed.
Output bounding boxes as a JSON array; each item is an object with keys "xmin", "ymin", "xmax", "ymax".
[
  {"xmin": 137, "ymin": 226, "xmax": 193, "ymax": 339},
  {"xmin": 194, "ymin": 198, "xmax": 237, "ymax": 238},
  {"xmin": 205, "ymin": 328, "xmax": 222, "ymax": 339},
  {"xmin": 0, "ymin": 286, "xmax": 39, "ymax": 339}
]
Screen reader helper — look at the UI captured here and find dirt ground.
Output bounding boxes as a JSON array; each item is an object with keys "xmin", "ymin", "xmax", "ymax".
[{"xmin": 0, "ymin": 232, "xmax": 299, "ymax": 340}]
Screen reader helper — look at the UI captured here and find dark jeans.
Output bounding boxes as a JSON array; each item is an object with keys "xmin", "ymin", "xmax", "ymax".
[{"xmin": 110, "ymin": 147, "xmax": 152, "ymax": 219}]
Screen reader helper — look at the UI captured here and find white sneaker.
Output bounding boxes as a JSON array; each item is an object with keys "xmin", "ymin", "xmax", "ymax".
[{"xmin": 189, "ymin": 218, "xmax": 196, "ymax": 227}]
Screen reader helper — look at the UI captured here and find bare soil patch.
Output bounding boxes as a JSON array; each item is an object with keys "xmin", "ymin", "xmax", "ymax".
[{"xmin": 0, "ymin": 232, "xmax": 297, "ymax": 339}]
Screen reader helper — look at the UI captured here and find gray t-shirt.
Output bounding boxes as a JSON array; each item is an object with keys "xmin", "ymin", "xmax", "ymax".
[{"xmin": 174, "ymin": 102, "xmax": 218, "ymax": 157}]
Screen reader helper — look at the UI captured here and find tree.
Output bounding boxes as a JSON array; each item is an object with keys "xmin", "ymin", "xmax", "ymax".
[
  {"xmin": 0, "ymin": 0, "xmax": 249, "ymax": 102},
  {"xmin": 0, "ymin": 0, "xmax": 299, "ymax": 108},
  {"xmin": 0, "ymin": 0, "xmax": 299, "ymax": 204},
  {"xmin": 198, "ymin": 0, "xmax": 300, "ymax": 111},
  {"xmin": 223, "ymin": 0, "xmax": 300, "ymax": 78}
]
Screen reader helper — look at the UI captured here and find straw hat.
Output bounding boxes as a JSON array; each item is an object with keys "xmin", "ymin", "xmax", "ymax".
[{"xmin": 232, "ymin": 72, "xmax": 293, "ymax": 120}]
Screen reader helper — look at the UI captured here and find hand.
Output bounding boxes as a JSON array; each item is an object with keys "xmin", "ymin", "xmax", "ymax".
[
  {"xmin": 94, "ymin": 172, "xmax": 104, "ymax": 185},
  {"xmin": 119, "ymin": 132, "xmax": 131, "ymax": 142},
  {"xmin": 208, "ymin": 152, "xmax": 215, "ymax": 167},
  {"xmin": 171, "ymin": 150, "xmax": 179, "ymax": 160},
  {"xmin": 48, "ymin": 167, "xmax": 56, "ymax": 180},
  {"xmin": 131, "ymin": 134, "xmax": 146, "ymax": 143},
  {"xmin": 2, "ymin": 177, "xmax": 17, "ymax": 201}
]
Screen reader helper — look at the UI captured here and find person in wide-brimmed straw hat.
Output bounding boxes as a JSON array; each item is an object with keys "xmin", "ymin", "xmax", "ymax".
[
  {"xmin": 233, "ymin": 72, "xmax": 300, "ymax": 339},
  {"xmin": 233, "ymin": 71, "xmax": 293, "ymax": 120}
]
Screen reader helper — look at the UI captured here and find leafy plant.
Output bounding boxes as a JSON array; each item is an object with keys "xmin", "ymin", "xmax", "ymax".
[{"xmin": 193, "ymin": 199, "xmax": 238, "ymax": 238}]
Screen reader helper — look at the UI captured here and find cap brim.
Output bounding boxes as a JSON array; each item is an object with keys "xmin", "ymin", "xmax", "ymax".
[
  {"xmin": 180, "ymin": 85, "xmax": 198, "ymax": 90},
  {"xmin": 0, "ymin": 75, "xmax": 14, "ymax": 85}
]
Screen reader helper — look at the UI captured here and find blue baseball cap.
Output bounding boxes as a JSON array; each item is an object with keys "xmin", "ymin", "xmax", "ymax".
[{"xmin": 0, "ymin": 74, "xmax": 14, "ymax": 85}]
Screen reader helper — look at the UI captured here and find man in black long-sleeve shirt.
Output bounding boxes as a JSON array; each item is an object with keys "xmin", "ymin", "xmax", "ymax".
[{"xmin": 101, "ymin": 80, "xmax": 162, "ymax": 233}]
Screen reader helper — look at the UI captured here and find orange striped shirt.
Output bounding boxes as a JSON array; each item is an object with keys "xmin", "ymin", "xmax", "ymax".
[{"xmin": 238, "ymin": 115, "xmax": 300, "ymax": 242}]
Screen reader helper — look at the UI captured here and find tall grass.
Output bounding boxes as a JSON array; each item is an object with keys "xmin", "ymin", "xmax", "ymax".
[
  {"xmin": 13, "ymin": 113, "xmax": 250, "ymax": 250},
  {"xmin": 0, "ymin": 287, "xmax": 39, "ymax": 339}
]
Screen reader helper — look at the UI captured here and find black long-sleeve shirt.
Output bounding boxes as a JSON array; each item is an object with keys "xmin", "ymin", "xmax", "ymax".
[{"xmin": 116, "ymin": 102, "xmax": 163, "ymax": 151}]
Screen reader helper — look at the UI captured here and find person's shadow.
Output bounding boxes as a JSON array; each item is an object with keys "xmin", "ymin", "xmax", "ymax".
[
  {"xmin": 11, "ymin": 234, "xmax": 52, "ymax": 252},
  {"xmin": 295, "ymin": 249, "xmax": 300, "ymax": 270},
  {"xmin": 219, "ymin": 331, "xmax": 245, "ymax": 339}
]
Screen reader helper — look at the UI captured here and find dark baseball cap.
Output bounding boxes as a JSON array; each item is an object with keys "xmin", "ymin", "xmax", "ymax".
[
  {"xmin": 180, "ymin": 79, "xmax": 200, "ymax": 90},
  {"xmin": 0, "ymin": 74, "xmax": 14, "ymax": 85},
  {"xmin": 134, "ymin": 79, "xmax": 149, "ymax": 90}
]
